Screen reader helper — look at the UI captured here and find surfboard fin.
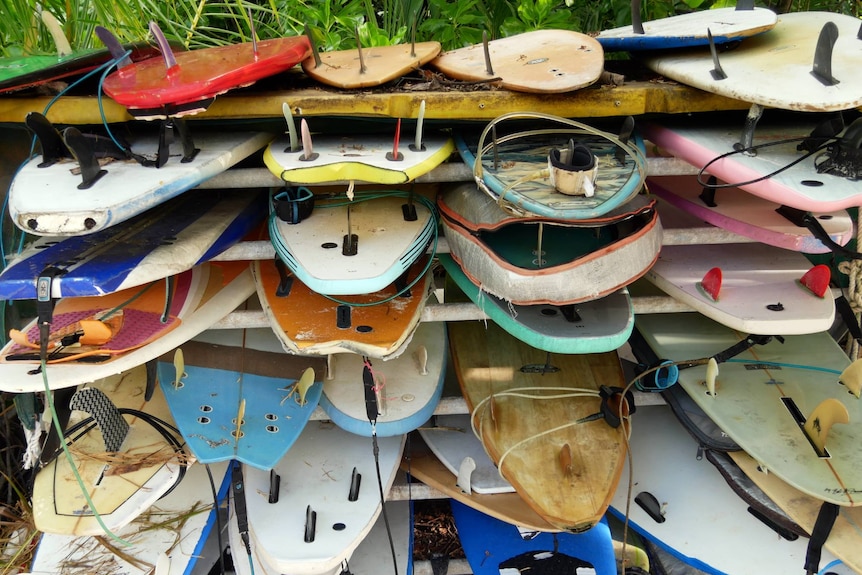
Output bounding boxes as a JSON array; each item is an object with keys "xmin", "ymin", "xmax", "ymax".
[
  {"xmin": 172, "ymin": 348, "xmax": 186, "ymax": 390},
  {"xmin": 559, "ymin": 443, "xmax": 574, "ymax": 477},
  {"xmin": 387, "ymin": 118, "xmax": 404, "ymax": 161},
  {"xmin": 94, "ymin": 26, "xmax": 132, "ymax": 70},
  {"xmin": 811, "ymin": 21, "xmax": 840, "ymax": 87},
  {"xmin": 282, "ymin": 102, "xmax": 300, "ymax": 152},
  {"xmin": 299, "ymin": 119, "xmax": 318, "ymax": 161},
  {"xmin": 41, "ymin": 11, "xmax": 71, "ymax": 58},
  {"xmin": 630, "ymin": 0, "xmax": 644, "ymax": 35},
  {"xmin": 414, "ymin": 345, "xmax": 429, "ymax": 375},
  {"xmin": 304, "ymin": 24, "xmax": 322, "ymax": 68},
  {"xmin": 354, "ymin": 25, "xmax": 367, "ymax": 74},
  {"xmin": 149, "ymin": 21, "xmax": 178, "ymax": 71},
  {"xmin": 69, "ymin": 387, "xmax": 129, "ymax": 453},
  {"xmin": 61, "ymin": 127, "xmax": 109, "ymax": 190},
  {"xmin": 838, "ymin": 359, "xmax": 862, "ymax": 398},
  {"xmin": 707, "ymin": 29, "xmax": 727, "ymax": 81},
  {"xmin": 735, "ymin": 0, "xmax": 754, "ymax": 9},
  {"xmin": 456, "ymin": 456, "xmax": 476, "ymax": 494},
  {"xmin": 295, "ymin": 367, "xmax": 316, "ymax": 406},
  {"xmin": 704, "ymin": 357, "xmax": 718, "ymax": 397},
  {"xmin": 798, "ymin": 264, "xmax": 831, "ymax": 298},
  {"xmin": 802, "ymin": 398, "xmax": 849, "ymax": 457},
  {"xmin": 25, "ymin": 112, "xmax": 72, "ymax": 168},
  {"xmin": 698, "ymin": 267, "xmax": 722, "ymax": 301},
  {"xmin": 482, "ymin": 30, "xmax": 494, "ymax": 76}
]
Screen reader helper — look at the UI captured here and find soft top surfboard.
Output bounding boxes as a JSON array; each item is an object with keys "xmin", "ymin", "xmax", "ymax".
[
  {"xmin": 640, "ymin": 12, "xmax": 862, "ymax": 112},
  {"xmin": 644, "ymin": 242, "xmax": 835, "ymax": 335},
  {"xmin": 0, "ymin": 261, "xmax": 255, "ymax": 393},
  {"xmin": 648, "ymin": 175, "xmax": 853, "ymax": 254},
  {"xmin": 431, "ymin": 30, "xmax": 603, "ymax": 93},
  {"xmin": 32, "ymin": 365, "xmax": 190, "ymax": 536},
  {"xmin": 30, "ymin": 460, "xmax": 230, "ymax": 575},
  {"xmin": 597, "ymin": 6, "xmax": 777, "ymax": 51},
  {"xmin": 9, "ymin": 125, "xmax": 273, "ymax": 235},
  {"xmin": 632, "ymin": 312, "xmax": 862, "ymax": 508},
  {"xmin": 158, "ymin": 327, "xmax": 327, "ymax": 470},
  {"xmin": 457, "ymin": 113, "xmax": 648, "ymax": 220},
  {"xmin": 440, "ymin": 253, "xmax": 635, "ymax": 354},
  {"xmin": 0, "ymin": 188, "xmax": 267, "ymax": 300},
  {"xmin": 301, "ymin": 41, "xmax": 441, "ymax": 88},
  {"xmin": 102, "ymin": 32, "xmax": 311, "ymax": 116},
  {"xmin": 643, "ymin": 113, "xmax": 862, "ymax": 213},
  {"xmin": 449, "ymin": 319, "xmax": 628, "ymax": 532}
]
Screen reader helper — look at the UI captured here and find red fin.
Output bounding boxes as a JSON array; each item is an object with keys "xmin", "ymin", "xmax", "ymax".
[
  {"xmin": 699, "ymin": 267, "xmax": 722, "ymax": 301},
  {"xmin": 799, "ymin": 264, "xmax": 830, "ymax": 298}
]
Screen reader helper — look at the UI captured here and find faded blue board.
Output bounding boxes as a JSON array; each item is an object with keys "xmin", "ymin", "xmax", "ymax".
[
  {"xmin": 450, "ymin": 499, "xmax": 617, "ymax": 575},
  {"xmin": 0, "ymin": 188, "xmax": 266, "ymax": 300},
  {"xmin": 158, "ymin": 329, "xmax": 327, "ymax": 471},
  {"xmin": 439, "ymin": 254, "xmax": 633, "ymax": 354}
]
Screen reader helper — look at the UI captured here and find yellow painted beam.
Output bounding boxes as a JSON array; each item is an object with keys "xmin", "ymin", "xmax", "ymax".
[{"xmin": 0, "ymin": 81, "xmax": 749, "ymax": 124}]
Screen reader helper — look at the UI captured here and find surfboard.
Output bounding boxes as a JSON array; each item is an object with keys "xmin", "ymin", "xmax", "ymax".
[
  {"xmin": 451, "ymin": 499, "xmax": 617, "ymax": 575},
  {"xmin": 608, "ymin": 404, "xmax": 845, "ymax": 575},
  {"xmin": 229, "ymin": 494, "xmax": 411, "ymax": 575},
  {"xmin": 431, "ymin": 30, "xmax": 603, "ymax": 93},
  {"xmin": 596, "ymin": 6, "xmax": 777, "ymax": 51},
  {"xmin": 438, "ymin": 182, "xmax": 662, "ymax": 305},
  {"xmin": 268, "ymin": 190, "xmax": 437, "ymax": 295},
  {"xmin": 29, "ymin": 460, "xmax": 230, "ymax": 575},
  {"xmin": 240, "ymin": 422, "xmax": 405, "ymax": 574},
  {"xmin": 648, "ymin": 175, "xmax": 853, "ymax": 254},
  {"xmin": 633, "ymin": 312, "xmax": 862, "ymax": 508},
  {"xmin": 0, "ymin": 261, "xmax": 255, "ymax": 394},
  {"xmin": 252, "ymin": 255, "xmax": 433, "ymax": 359},
  {"xmin": 302, "ymin": 40, "xmax": 441, "ymax": 88},
  {"xmin": 31, "ymin": 365, "xmax": 190, "ymax": 536},
  {"xmin": 730, "ymin": 450, "xmax": 862, "ymax": 574},
  {"xmin": 157, "ymin": 327, "xmax": 328, "ymax": 470},
  {"xmin": 102, "ymin": 34, "xmax": 311, "ymax": 116},
  {"xmin": 640, "ymin": 12, "xmax": 862, "ymax": 112},
  {"xmin": 0, "ymin": 188, "xmax": 267, "ymax": 300},
  {"xmin": 642, "ymin": 113, "xmax": 862, "ymax": 213},
  {"xmin": 318, "ymin": 320, "xmax": 446, "ymax": 437},
  {"xmin": 9, "ymin": 126, "xmax": 274, "ymax": 236},
  {"xmin": 403, "ymin": 434, "xmax": 559, "ymax": 532},
  {"xmin": 456, "ymin": 113, "xmax": 648, "ymax": 220},
  {"xmin": 449, "ymin": 319, "xmax": 628, "ymax": 532},
  {"xmin": 439, "ymin": 253, "xmax": 634, "ymax": 354},
  {"xmin": 643, "ymin": 242, "xmax": 836, "ymax": 335},
  {"xmin": 264, "ymin": 129, "xmax": 454, "ymax": 185}
]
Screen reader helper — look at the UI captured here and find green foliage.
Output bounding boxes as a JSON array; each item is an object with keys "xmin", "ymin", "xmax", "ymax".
[{"xmin": 500, "ymin": 0, "xmax": 575, "ymax": 35}]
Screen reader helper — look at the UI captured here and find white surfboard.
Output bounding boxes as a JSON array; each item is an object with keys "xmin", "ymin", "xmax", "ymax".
[
  {"xmin": 30, "ymin": 461, "xmax": 230, "ymax": 575},
  {"xmin": 644, "ymin": 242, "xmax": 835, "ymax": 335},
  {"xmin": 10, "ymin": 129, "xmax": 273, "ymax": 235},
  {"xmin": 319, "ymin": 320, "xmax": 447, "ymax": 437},
  {"xmin": 242, "ymin": 421, "xmax": 405, "ymax": 574},
  {"xmin": 641, "ymin": 11, "xmax": 862, "ymax": 112},
  {"xmin": 609, "ymin": 405, "xmax": 845, "ymax": 575}
]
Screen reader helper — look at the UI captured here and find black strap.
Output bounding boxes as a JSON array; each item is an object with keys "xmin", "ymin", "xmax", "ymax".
[
  {"xmin": 363, "ymin": 360, "xmax": 379, "ymax": 424},
  {"xmin": 231, "ymin": 462, "xmax": 252, "ymax": 555},
  {"xmin": 804, "ymin": 502, "xmax": 840, "ymax": 575},
  {"xmin": 776, "ymin": 205, "xmax": 862, "ymax": 260}
]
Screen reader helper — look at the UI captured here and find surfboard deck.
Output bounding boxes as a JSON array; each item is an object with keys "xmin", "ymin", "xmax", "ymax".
[
  {"xmin": 449, "ymin": 319, "xmax": 628, "ymax": 532},
  {"xmin": 597, "ymin": 6, "xmax": 777, "ymax": 51},
  {"xmin": 102, "ymin": 36, "xmax": 311, "ymax": 113},
  {"xmin": 0, "ymin": 188, "xmax": 267, "ymax": 300},
  {"xmin": 643, "ymin": 113, "xmax": 862, "ymax": 213},
  {"xmin": 438, "ymin": 182, "xmax": 662, "ymax": 306},
  {"xmin": 633, "ymin": 312, "xmax": 862, "ymax": 508},
  {"xmin": 456, "ymin": 114, "xmax": 647, "ymax": 220},
  {"xmin": 440, "ymin": 253, "xmax": 635, "ymax": 354},
  {"xmin": 10, "ymin": 129, "xmax": 274, "ymax": 235},
  {"xmin": 302, "ymin": 41, "xmax": 441, "ymax": 88},
  {"xmin": 730, "ymin": 450, "xmax": 862, "ymax": 574},
  {"xmin": 264, "ymin": 131, "xmax": 454, "ymax": 185},
  {"xmin": 640, "ymin": 12, "xmax": 862, "ymax": 112},
  {"xmin": 644, "ymin": 242, "xmax": 835, "ymax": 335},
  {"xmin": 648, "ymin": 175, "xmax": 853, "ymax": 254},
  {"xmin": 32, "ymin": 365, "xmax": 190, "ymax": 536},
  {"xmin": 608, "ymin": 404, "xmax": 845, "ymax": 575},
  {"xmin": 451, "ymin": 499, "xmax": 617, "ymax": 575},
  {"xmin": 253, "ymin": 255, "xmax": 433, "ymax": 358},
  {"xmin": 431, "ymin": 30, "xmax": 603, "ymax": 93},
  {"xmin": 268, "ymin": 191, "xmax": 436, "ymax": 295},
  {"xmin": 158, "ymin": 327, "xmax": 327, "ymax": 470},
  {"xmin": 242, "ymin": 423, "xmax": 405, "ymax": 574},
  {"xmin": 30, "ymin": 460, "xmax": 230, "ymax": 575},
  {"xmin": 319, "ymin": 319, "xmax": 446, "ymax": 437},
  {"xmin": 402, "ymin": 434, "xmax": 560, "ymax": 532},
  {"xmin": 0, "ymin": 261, "xmax": 255, "ymax": 393}
]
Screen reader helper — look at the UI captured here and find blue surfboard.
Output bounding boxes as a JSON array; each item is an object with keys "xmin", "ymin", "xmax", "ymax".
[
  {"xmin": 157, "ymin": 328, "xmax": 328, "ymax": 471},
  {"xmin": 0, "ymin": 187, "xmax": 267, "ymax": 300},
  {"xmin": 450, "ymin": 499, "xmax": 617, "ymax": 575}
]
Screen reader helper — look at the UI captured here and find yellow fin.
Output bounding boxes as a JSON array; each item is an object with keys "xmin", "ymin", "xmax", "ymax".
[
  {"xmin": 804, "ymin": 398, "xmax": 850, "ymax": 455},
  {"xmin": 172, "ymin": 348, "xmax": 185, "ymax": 389},
  {"xmin": 41, "ymin": 11, "xmax": 72, "ymax": 57},
  {"xmin": 838, "ymin": 359, "xmax": 862, "ymax": 398},
  {"xmin": 295, "ymin": 367, "xmax": 315, "ymax": 406},
  {"xmin": 705, "ymin": 357, "xmax": 719, "ymax": 397}
]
